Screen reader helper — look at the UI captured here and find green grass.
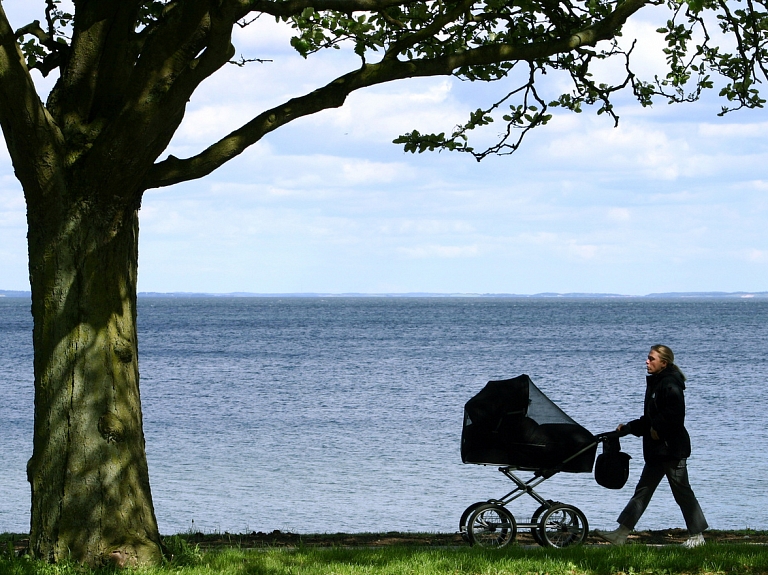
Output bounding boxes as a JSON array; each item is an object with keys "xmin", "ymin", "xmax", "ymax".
[{"xmin": 1, "ymin": 538, "xmax": 767, "ymax": 575}]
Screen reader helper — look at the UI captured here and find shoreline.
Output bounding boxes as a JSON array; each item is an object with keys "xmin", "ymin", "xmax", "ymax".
[
  {"xmin": 3, "ymin": 529, "xmax": 767, "ymax": 556},
  {"xmin": 178, "ymin": 528, "xmax": 768, "ymax": 548}
]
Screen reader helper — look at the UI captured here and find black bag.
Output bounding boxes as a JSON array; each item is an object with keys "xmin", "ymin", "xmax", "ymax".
[{"xmin": 594, "ymin": 436, "xmax": 632, "ymax": 489}]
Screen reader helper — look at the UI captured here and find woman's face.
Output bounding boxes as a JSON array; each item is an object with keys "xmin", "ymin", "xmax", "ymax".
[{"xmin": 646, "ymin": 350, "xmax": 667, "ymax": 374}]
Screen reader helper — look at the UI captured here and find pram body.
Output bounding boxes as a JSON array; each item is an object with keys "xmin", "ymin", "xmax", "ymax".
[{"xmin": 460, "ymin": 375, "xmax": 615, "ymax": 548}]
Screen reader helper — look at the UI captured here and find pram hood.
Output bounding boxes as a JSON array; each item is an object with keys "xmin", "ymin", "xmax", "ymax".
[{"xmin": 461, "ymin": 375, "xmax": 597, "ymax": 473}]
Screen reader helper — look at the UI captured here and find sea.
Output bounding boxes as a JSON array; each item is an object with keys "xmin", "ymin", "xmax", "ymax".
[{"xmin": 1, "ymin": 296, "xmax": 767, "ymax": 536}]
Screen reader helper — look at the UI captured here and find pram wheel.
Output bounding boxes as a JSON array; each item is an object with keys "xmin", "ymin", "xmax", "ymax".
[
  {"xmin": 467, "ymin": 503, "xmax": 517, "ymax": 548},
  {"xmin": 459, "ymin": 502, "xmax": 487, "ymax": 542},
  {"xmin": 538, "ymin": 503, "xmax": 588, "ymax": 548}
]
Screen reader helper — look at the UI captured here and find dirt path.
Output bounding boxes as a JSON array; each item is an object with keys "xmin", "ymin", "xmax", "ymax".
[
  {"xmin": 5, "ymin": 529, "xmax": 766, "ymax": 555},
  {"xmin": 181, "ymin": 528, "xmax": 767, "ymax": 549}
]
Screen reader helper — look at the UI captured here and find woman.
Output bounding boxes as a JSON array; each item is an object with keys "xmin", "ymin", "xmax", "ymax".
[{"xmin": 595, "ymin": 345, "xmax": 708, "ymax": 548}]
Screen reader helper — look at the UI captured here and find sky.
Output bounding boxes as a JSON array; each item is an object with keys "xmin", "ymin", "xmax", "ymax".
[{"xmin": 1, "ymin": 2, "xmax": 766, "ymax": 296}]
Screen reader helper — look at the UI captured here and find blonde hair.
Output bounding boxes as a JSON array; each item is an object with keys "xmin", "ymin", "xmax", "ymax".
[{"xmin": 650, "ymin": 344, "xmax": 686, "ymax": 381}]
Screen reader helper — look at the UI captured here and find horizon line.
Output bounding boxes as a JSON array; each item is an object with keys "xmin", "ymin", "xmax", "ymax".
[{"xmin": 2, "ymin": 290, "xmax": 767, "ymax": 299}]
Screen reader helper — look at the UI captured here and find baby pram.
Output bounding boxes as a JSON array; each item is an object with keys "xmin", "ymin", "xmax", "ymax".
[{"xmin": 460, "ymin": 374, "xmax": 618, "ymax": 548}]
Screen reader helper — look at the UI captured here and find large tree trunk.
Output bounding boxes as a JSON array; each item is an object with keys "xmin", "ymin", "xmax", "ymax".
[{"xmin": 25, "ymin": 189, "xmax": 163, "ymax": 567}]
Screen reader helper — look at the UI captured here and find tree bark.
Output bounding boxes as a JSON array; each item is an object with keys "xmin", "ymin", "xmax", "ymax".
[{"xmin": 25, "ymin": 189, "xmax": 163, "ymax": 567}]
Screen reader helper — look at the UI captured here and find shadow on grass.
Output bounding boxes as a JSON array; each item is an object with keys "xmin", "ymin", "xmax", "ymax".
[
  {"xmin": 2, "ymin": 536, "xmax": 767, "ymax": 574},
  {"xmin": 201, "ymin": 544, "xmax": 768, "ymax": 575}
]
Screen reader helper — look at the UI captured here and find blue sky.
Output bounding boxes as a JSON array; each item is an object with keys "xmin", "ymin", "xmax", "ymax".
[{"xmin": 1, "ymin": 2, "xmax": 766, "ymax": 295}]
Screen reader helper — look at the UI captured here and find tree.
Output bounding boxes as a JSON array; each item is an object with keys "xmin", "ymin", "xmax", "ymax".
[{"xmin": 0, "ymin": 0, "xmax": 765, "ymax": 566}]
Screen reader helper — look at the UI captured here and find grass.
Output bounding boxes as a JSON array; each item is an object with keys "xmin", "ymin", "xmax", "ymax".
[{"xmin": 1, "ymin": 536, "xmax": 767, "ymax": 575}]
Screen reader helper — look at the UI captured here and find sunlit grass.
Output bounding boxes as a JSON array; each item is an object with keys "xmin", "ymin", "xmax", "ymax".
[{"xmin": 3, "ymin": 538, "xmax": 768, "ymax": 575}]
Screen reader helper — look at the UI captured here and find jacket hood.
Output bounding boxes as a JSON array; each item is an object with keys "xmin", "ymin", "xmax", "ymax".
[{"xmin": 647, "ymin": 365, "xmax": 686, "ymax": 390}]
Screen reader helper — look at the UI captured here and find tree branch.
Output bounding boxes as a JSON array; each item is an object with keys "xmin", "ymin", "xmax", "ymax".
[
  {"xmin": 0, "ymin": 4, "xmax": 65, "ymax": 203},
  {"xmin": 233, "ymin": 0, "xmax": 421, "ymax": 19},
  {"xmin": 122, "ymin": 0, "xmax": 215, "ymax": 112},
  {"xmin": 15, "ymin": 20, "xmax": 55, "ymax": 47},
  {"xmin": 382, "ymin": 0, "xmax": 476, "ymax": 60},
  {"xmin": 145, "ymin": 0, "xmax": 650, "ymax": 188},
  {"xmin": 76, "ymin": 1, "xmax": 231, "ymax": 191},
  {"xmin": 46, "ymin": 1, "xmax": 145, "ymax": 124}
]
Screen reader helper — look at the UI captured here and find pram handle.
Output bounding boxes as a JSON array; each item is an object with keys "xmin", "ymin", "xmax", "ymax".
[
  {"xmin": 534, "ymin": 431, "xmax": 620, "ymax": 478},
  {"xmin": 594, "ymin": 430, "xmax": 621, "ymax": 441}
]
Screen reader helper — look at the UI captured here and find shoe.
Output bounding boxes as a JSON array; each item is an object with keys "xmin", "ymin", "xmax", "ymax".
[
  {"xmin": 682, "ymin": 533, "xmax": 705, "ymax": 548},
  {"xmin": 594, "ymin": 526, "xmax": 630, "ymax": 546}
]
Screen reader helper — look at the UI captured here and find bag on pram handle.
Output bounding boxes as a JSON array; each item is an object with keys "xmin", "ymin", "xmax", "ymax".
[{"xmin": 594, "ymin": 434, "xmax": 632, "ymax": 489}]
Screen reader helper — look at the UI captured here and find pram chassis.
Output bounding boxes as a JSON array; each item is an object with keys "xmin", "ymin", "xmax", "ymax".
[{"xmin": 460, "ymin": 432, "xmax": 615, "ymax": 548}]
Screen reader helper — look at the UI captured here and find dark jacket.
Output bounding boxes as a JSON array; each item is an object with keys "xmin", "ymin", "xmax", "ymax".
[{"xmin": 626, "ymin": 365, "xmax": 691, "ymax": 462}]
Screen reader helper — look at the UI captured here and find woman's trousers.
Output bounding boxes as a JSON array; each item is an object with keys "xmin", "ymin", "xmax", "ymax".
[{"xmin": 617, "ymin": 458, "xmax": 708, "ymax": 534}]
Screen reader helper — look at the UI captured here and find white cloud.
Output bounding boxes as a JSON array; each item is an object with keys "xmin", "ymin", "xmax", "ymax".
[
  {"xmin": 268, "ymin": 154, "xmax": 415, "ymax": 191},
  {"xmin": 398, "ymin": 244, "xmax": 480, "ymax": 258},
  {"xmin": 409, "ymin": 81, "xmax": 454, "ymax": 104},
  {"xmin": 565, "ymin": 242, "xmax": 599, "ymax": 260},
  {"xmin": 699, "ymin": 121, "xmax": 768, "ymax": 138},
  {"xmin": 517, "ymin": 232, "xmax": 560, "ymax": 246},
  {"xmin": 545, "ymin": 118, "xmax": 690, "ymax": 179},
  {"xmin": 231, "ymin": 16, "xmax": 296, "ymax": 53},
  {"xmin": 175, "ymin": 104, "xmax": 263, "ymax": 143},
  {"xmin": 745, "ymin": 249, "xmax": 768, "ymax": 262},
  {"xmin": 139, "ymin": 206, "xmax": 199, "ymax": 236},
  {"xmin": 607, "ymin": 208, "xmax": 631, "ymax": 222},
  {"xmin": 340, "ymin": 159, "xmax": 410, "ymax": 185},
  {"xmin": 538, "ymin": 104, "xmax": 768, "ymax": 184},
  {"xmin": 0, "ymin": 177, "xmax": 26, "ymax": 227},
  {"xmin": 307, "ymin": 79, "xmax": 464, "ymax": 141},
  {"xmin": 387, "ymin": 220, "xmax": 475, "ymax": 235}
]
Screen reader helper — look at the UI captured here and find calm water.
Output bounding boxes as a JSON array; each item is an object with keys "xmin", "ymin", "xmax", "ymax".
[{"xmin": 1, "ymin": 297, "xmax": 766, "ymax": 535}]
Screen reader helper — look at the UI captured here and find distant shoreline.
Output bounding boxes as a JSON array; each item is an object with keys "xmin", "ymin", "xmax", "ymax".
[{"xmin": 2, "ymin": 290, "xmax": 768, "ymax": 299}]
